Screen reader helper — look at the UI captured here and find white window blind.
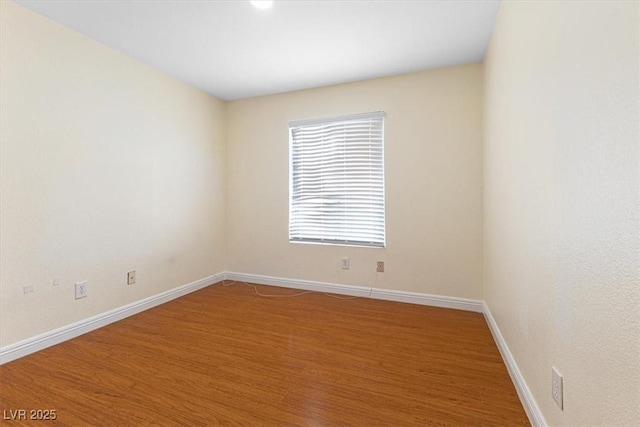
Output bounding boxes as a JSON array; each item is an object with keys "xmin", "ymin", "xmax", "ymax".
[{"xmin": 289, "ymin": 111, "xmax": 385, "ymax": 248}]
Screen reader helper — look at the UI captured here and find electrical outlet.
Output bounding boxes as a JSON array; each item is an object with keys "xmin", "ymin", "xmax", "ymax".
[
  {"xmin": 377, "ymin": 261, "xmax": 384, "ymax": 273},
  {"xmin": 53, "ymin": 278, "xmax": 62, "ymax": 286},
  {"xmin": 23, "ymin": 284, "xmax": 34, "ymax": 294},
  {"xmin": 341, "ymin": 257, "xmax": 350, "ymax": 270},
  {"xmin": 552, "ymin": 367, "xmax": 563, "ymax": 410},
  {"xmin": 127, "ymin": 271, "xmax": 136, "ymax": 285},
  {"xmin": 75, "ymin": 281, "xmax": 88, "ymax": 299}
]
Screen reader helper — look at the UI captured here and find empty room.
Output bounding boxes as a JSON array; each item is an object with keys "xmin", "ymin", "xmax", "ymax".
[{"xmin": 0, "ymin": 0, "xmax": 638, "ymax": 426}]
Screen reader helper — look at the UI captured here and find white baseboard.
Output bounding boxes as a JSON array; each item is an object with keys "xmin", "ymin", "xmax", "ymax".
[
  {"xmin": 0, "ymin": 273, "xmax": 224, "ymax": 365},
  {"xmin": 370, "ymin": 288, "xmax": 483, "ymax": 312},
  {"xmin": 224, "ymin": 271, "xmax": 484, "ymax": 312},
  {"xmin": 483, "ymin": 302, "xmax": 547, "ymax": 427}
]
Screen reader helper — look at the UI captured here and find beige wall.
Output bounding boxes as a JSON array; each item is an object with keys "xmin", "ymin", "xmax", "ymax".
[
  {"xmin": 483, "ymin": 1, "xmax": 639, "ymax": 426},
  {"xmin": 9, "ymin": 4, "xmax": 636, "ymax": 424},
  {"xmin": 0, "ymin": 2, "xmax": 226, "ymax": 347},
  {"xmin": 227, "ymin": 64, "xmax": 483, "ymax": 298}
]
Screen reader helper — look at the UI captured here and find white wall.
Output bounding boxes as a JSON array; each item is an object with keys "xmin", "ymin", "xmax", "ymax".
[
  {"xmin": 227, "ymin": 64, "xmax": 483, "ymax": 298},
  {"xmin": 0, "ymin": 1, "xmax": 226, "ymax": 347},
  {"xmin": 483, "ymin": 1, "xmax": 639, "ymax": 426}
]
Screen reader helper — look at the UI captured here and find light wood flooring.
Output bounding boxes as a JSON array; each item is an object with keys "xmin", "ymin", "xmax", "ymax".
[{"xmin": 0, "ymin": 281, "xmax": 529, "ymax": 426}]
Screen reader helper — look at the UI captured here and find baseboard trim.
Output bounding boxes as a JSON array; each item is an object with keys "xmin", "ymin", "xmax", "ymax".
[
  {"xmin": 370, "ymin": 288, "xmax": 483, "ymax": 312},
  {"xmin": 224, "ymin": 271, "xmax": 483, "ymax": 313},
  {"xmin": 483, "ymin": 302, "xmax": 547, "ymax": 427},
  {"xmin": 0, "ymin": 273, "xmax": 224, "ymax": 365}
]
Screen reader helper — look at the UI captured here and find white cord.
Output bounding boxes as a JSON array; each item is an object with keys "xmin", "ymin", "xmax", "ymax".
[{"xmin": 222, "ymin": 280, "xmax": 373, "ymax": 300}]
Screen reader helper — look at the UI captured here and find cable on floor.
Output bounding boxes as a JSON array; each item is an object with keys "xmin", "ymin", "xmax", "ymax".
[{"xmin": 221, "ymin": 280, "xmax": 373, "ymax": 300}]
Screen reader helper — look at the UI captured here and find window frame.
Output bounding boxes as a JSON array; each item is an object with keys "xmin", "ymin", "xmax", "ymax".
[{"xmin": 288, "ymin": 111, "xmax": 386, "ymax": 248}]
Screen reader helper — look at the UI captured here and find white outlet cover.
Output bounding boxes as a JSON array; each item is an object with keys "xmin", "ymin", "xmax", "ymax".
[
  {"xmin": 341, "ymin": 257, "xmax": 350, "ymax": 270},
  {"xmin": 552, "ymin": 367, "xmax": 563, "ymax": 410},
  {"xmin": 23, "ymin": 284, "xmax": 34, "ymax": 294},
  {"xmin": 53, "ymin": 278, "xmax": 62, "ymax": 286},
  {"xmin": 75, "ymin": 281, "xmax": 88, "ymax": 300}
]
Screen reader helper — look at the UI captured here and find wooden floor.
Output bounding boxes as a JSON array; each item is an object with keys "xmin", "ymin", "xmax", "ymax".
[{"xmin": 0, "ymin": 281, "xmax": 529, "ymax": 426}]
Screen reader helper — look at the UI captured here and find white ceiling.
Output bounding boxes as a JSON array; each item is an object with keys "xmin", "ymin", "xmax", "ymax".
[{"xmin": 14, "ymin": 0, "xmax": 501, "ymax": 101}]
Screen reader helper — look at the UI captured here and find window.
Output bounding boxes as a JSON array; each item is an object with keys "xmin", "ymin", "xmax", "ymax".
[{"xmin": 289, "ymin": 111, "xmax": 385, "ymax": 248}]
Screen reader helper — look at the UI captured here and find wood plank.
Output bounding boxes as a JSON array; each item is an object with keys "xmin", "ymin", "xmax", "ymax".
[{"xmin": 0, "ymin": 281, "xmax": 529, "ymax": 426}]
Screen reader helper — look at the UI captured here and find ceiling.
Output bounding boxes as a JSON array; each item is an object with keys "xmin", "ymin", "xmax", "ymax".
[{"xmin": 14, "ymin": 0, "xmax": 501, "ymax": 101}]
